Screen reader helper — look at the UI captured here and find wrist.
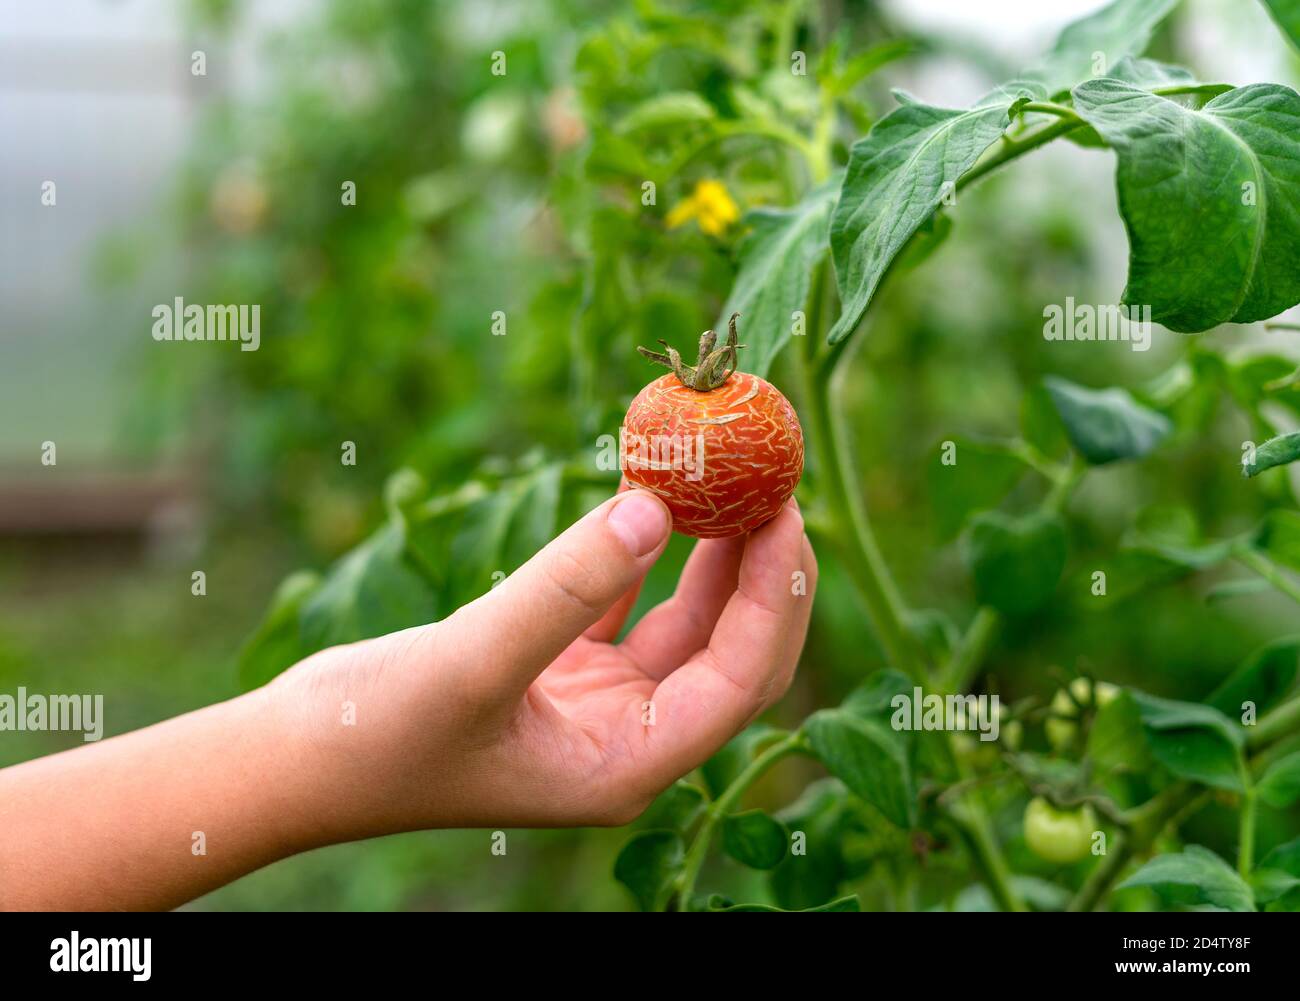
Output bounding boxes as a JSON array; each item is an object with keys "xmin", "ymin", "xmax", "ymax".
[{"xmin": 247, "ymin": 672, "xmax": 363, "ymax": 854}]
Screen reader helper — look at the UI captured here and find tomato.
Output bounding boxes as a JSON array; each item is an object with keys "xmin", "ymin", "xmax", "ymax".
[
  {"xmin": 623, "ymin": 315, "xmax": 804, "ymax": 538},
  {"xmin": 1023, "ymin": 797, "xmax": 1096, "ymax": 864},
  {"xmin": 1045, "ymin": 677, "xmax": 1119, "ymax": 751}
]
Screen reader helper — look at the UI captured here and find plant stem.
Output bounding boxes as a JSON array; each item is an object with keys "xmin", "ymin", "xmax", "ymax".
[
  {"xmin": 1238, "ymin": 787, "xmax": 1257, "ymax": 877},
  {"xmin": 1250, "ymin": 692, "xmax": 1300, "ymax": 748},
  {"xmin": 957, "ymin": 117, "xmax": 1084, "ymax": 191},
  {"xmin": 797, "ymin": 261, "xmax": 923, "ymax": 678},
  {"xmin": 941, "ymin": 737, "xmax": 1027, "ymax": 912},
  {"xmin": 1068, "ymin": 783, "xmax": 1194, "ymax": 912},
  {"xmin": 1070, "ymin": 695, "xmax": 1300, "ymax": 910},
  {"xmin": 673, "ymin": 733, "xmax": 807, "ymax": 909},
  {"xmin": 1017, "ymin": 101, "xmax": 1084, "ymax": 123},
  {"xmin": 943, "ymin": 607, "xmax": 999, "ymax": 692},
  {"xmin": 1233, "ymin": 545, "xmax": 1300, "ymax": 607}
]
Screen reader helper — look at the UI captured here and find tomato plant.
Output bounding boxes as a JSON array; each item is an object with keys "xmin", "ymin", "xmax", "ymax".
[{"xmin": 236, "ymin": 0, "xmax": 1300, "ymax": 912}]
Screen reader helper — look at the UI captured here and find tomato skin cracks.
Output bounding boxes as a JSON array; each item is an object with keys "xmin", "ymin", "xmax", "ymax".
[{"xmin": 621, "ymin": 371, "xmax": 804, "ymax": 538}]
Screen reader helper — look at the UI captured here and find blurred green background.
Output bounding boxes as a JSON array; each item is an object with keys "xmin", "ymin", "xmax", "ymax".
[{"xmin": 2, "ymin": 0, "xmax": 1300, "ymax": 910}]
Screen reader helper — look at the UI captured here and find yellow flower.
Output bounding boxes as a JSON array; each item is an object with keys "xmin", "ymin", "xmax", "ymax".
[{"xmin": 666, "ymin": 179, "xmax": 740, "ymax": 237}]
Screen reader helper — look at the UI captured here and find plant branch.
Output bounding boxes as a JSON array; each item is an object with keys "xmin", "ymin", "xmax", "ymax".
[
  {"xmin": 1233, "ymin": 544, "xmax": 1300, "ymax": 607},
  {"xmin": 943, "ymin": 607, "xmax": 999, "ymax": 692},
  {"xmin": 957, "ymin": 117, "xmax": 1084, "ymax": 191},
  {"xmin": 797, "ymin": 263, "xmax": 924, "ymax": 678},
  {"xmin": 941, "ymin": 735, "xmax": 1027, "ymax": 912},
  {"xmin": 1249, "ymin": 692, "xmax": 1300, "ymax": 748},
  {"xmin": 1238, "ymin": 787, "xmax": 1257, "ymax": 877},
  {"xmin": 1018, "ymin": 101, "xmax": 1084, "ymax": 123},
  {"xmin": 673, "ymin": 732, "xmax": 807, "ymax": 909},
  {"xmin": 1069, "ymin": 697, "xmax": 1300, "ymax": 911},
  {"xmin": 1067, "ymin": 783, "xmax": 1196, "ymax": 912}
]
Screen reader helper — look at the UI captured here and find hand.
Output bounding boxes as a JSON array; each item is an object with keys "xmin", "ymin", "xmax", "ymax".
[
  {"xmin": 271, "ymin": 488, "xmax": 817, "ymax": 838},
  {"xmin": 0, "ymin": 489, "xmax": 815, "ymax": 910}
]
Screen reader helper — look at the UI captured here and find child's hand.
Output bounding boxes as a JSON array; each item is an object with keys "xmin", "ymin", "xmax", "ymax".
[
  {"xmin": 0, "ymin": 488, "xmax": 814, "ymax": 909},
  {"xmin": 272, "ymin": 489, "xmax": 816, "ymax": 839}
]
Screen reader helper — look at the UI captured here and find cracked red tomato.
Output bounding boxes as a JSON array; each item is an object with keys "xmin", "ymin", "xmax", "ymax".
[{"xmin": 622, "ymin": 314, "xmax": 803, "ymax": 538}]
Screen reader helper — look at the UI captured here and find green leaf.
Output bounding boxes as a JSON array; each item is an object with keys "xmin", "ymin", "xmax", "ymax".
[
  {"xmin": 1244, "ymin": 430, "xmax": 1300, "ymax": 478},
  {"xmin": 1024, "ymin": 0, "xmax": 1180, "ymax": 97},
  {"xmin": 299, "ymin": 521, "xmax": 438, "ymax": 652},
  {"xmin": 499, "ymin": 463, "xmax": 563, "ymax": 570},
  {"xmin": 841, "ymin": 669, "xmax": 915, "ymax": 718},
  {"xmin": 1044, "ymin": 376, "xmax": 1171, "ymax": 464},
  {"xmin": 926, "ymin": 437, "xmax": 1028, "ymax": 540},
  {"xmin": 893, "ymin": 210, "xmax": 952, "ymax": 272},
  {"xmin": 1258, "ymin": 750, "xmax": 1300, "ymax": 808},
  {"xmin": 710, "ymin": 895, "xmax": 860, "ymax": 912},
  {"xmin": 1129, "ymin": 691, "xmax": 1246, "ymax": 791},
  {"xmin": 1254, "ymin": 510, "xmax": 1300, "ymax": 571},
  {"xmin": 1207, "ymin": 636, "xmax": 1300, "ymax": 719},
  {"xmin": 1261, "ymin": 835, "xmax": 1300, "ymax": 876},
  {"xmin": 770, "ymin": 779, "xmax": 850, "ymax": 909},
  {"xmin": 1205, "ymin": 578, "xmax": 1273, "ymax": 604},
  {"xmin": 613, "ymin": 831, "xmax": 685, "ymax": 912},
  {"xmin": 828, "ymin": 82, "xmax": 1040, "ymax": 343},
  {"xmin": 1118, "ymin": 845, "xmax": 1255, "ymax": 911},
  {"xmin": 722, "ymin": 810, "xmax": 789, "ymax": 870},
  {"xmin": 717, "ymin": 179, "xmax": 838, "ymax": 378},
  {"xmin": 637, "ymin": 780, "xmax": 707, "ymax": 832},
  {"xmin": 803, "ymin": 710, "xmax": 915, "ymax": 827},
  {"xmin": 1261, "ymin": 0, "xmax": 1300, "ymax": 52},
  {"xmin": 827, "ymin": 39, "xmax": 915, "ymax": 96},
  {"xmin": 963, "ymin": 510, "xmax": 1068, "ymax": 615},
  {"xmin": 1122, "ymin": 504, "xmax": 1232, "ymax": 570},
  {"xmin": 1089, "ymin": 690, "xmax": 1152, "ymax": 773},
  {"xmin": 1250, "ymin": 867, "xmax": 1300, "ymax": 904},
  {"xmin": 1021, "ymin": 384, "xmax": 1069, "ymax": 459},
  {"xmin": 615, "ymin": 92, "xmax": 716, "ymax": 133},
  {"xmin": 1071, "ymin": 80, "xmax": 1300, "ymax": 332},
  {"xmin": 407, "ymin": 463, "xmax": 565, "ymax": 609},
  {"xmin": 237, "ymin": 570, "xmax": 321, "ymax": 690}
]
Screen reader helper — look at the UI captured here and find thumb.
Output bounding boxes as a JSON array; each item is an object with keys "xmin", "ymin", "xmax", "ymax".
[{"xmin": 440, "ymin": 489, "xmax": 671, "ymax": 699}]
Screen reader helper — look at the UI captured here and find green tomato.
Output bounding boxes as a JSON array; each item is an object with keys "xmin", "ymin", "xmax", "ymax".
[
  {"xmin": 1000, "ymin": 710, "xmax": 1023, "ymax": 751},
  {"xmin": 1045, "ymin": 677, "xmax": 1119, "ymax": 751},
  {"xmin": 1023, "ymin": 796, "xmax": 1096, "ymax": 864}
]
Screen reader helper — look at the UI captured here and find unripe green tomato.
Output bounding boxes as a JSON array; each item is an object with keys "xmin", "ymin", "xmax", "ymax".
[
  {"xmin": 1045, "ymin": 678, "xmax": 1119, "ymax": 751},
  {"xmin": 1001, "ymin": 713, "xmax": 1023, "ymax": 751},
  {"xmin": 1023, "ymin": 797, "xmax": 1096, "ymax": 864}
]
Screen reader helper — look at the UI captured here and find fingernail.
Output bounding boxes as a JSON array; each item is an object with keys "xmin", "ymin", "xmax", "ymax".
[{"xmin": 608, "ymin": 491, "xmax": 669, "ymax": 556}]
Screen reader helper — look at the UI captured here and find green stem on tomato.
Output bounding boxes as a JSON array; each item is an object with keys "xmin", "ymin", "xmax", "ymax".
[
  {"xmin": 1070, "ymin": 698, "xmax": 1300, "ymax": 911},
  {"xmin": 943, "ymin": 607, "xmax": 1000, "ymax": 692},
  {"xmin": 1249, "ymin": 692, "xmax": 1300, "ymax": 749},
  {"xmin": 673, "ymin": 732, "xmax": 807, "ymax": 909},
  {"xmin": 796, "ymin": 260, "xmax": 923, "ymax": 679},
  {"xmin": 957, "ymin": 117, "xmax": 1084, "ymax": 192},
  {"xmin": 1068, "ymin": 782, "xmax": 1197, "ymax": 912},
  {"xmin": 1017, "ymin": 101, "xmax": 1084, "ymax": 123},
  {"xmin": 1238, "ymin": 786, "xmax": 1257, "ymax": 877},
  {"xmin": 941, "ymin": 732, "xmax": 1027, "ymax": 912}
]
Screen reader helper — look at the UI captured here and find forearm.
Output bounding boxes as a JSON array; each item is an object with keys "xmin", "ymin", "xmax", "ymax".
[{"xmin": 0, "ymin": 686, "xmax": 331, "ymax": 911}]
